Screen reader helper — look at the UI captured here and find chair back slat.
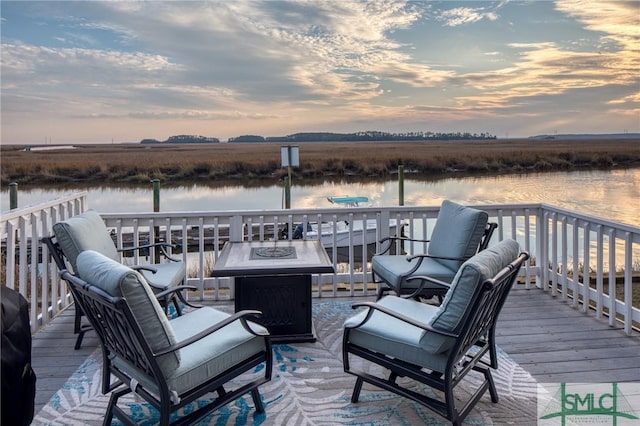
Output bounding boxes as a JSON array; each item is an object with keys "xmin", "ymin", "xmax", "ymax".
[
  {"xmin": 42, "ymin": 235, "xmax": 68, "ymax": 271},
  {"xmin": 478, "ymin": 222, "xmax": 498, "ymax": 252}
]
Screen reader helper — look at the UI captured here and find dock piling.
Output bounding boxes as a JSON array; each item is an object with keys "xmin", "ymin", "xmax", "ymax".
[{"xmin": 9, "ymin": 182, "xmax": 18, "ymax": 210}]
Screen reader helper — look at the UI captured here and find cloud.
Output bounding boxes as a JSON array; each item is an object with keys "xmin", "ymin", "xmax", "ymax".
[
  {"xmin": 443, "ymin": 0, "xmax": 639, "ymax": 117},
  {"xmin": 2, "ymin": 43, "xmax": 180, "ymax": 81},
  {"xmin": 438, "ymin": 6, "xmax": 499, "ymax": 27},
  {"xmin": 1, "ymin": 0, "xmax": 638, "ymax": 143}
]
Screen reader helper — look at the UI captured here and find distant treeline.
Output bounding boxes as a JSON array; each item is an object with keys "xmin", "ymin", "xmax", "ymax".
[
  {"xmin": 234, "ymin": 131, "xmax": 497, "ymax": 142},
  {"xmin": 141, "ymin": 131, "xmax": 497, "ymax": 145},
  {"xmin": 141, "ymin": 135, "xmax": 220, "ymax": 144}
]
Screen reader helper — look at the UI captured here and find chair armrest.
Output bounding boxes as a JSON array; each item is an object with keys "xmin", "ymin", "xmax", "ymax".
[
  {"xmin": 376, "ymin": 235, "xmax": 431, "ymax": 256},
  {"xmin": 375, "ymin": 236, "xmax": 403, "ymax": 255},
  {"xmin": 153, "ymin": 285, "xmax": 202, "ymax": 309},
  {"xmin": 406, "ymin": 253, "xmax": 468, "ymax": 263},
  {"xmin": 401, "ymin": 275, "xmax": 451, "ymax": 299},
  {"xmin": 153, "ymin": 285, "xmax": 198, "ymax": 300},
  {"xmin": 154, "ymin": 310, "xmax": 268, "ymax": 356},
  {"xmin": 129, "ymin": 265, "xmax": 166, "ymax": 292},
  {"xmin": 118, "ymin": 242, "xmax": 181, "ymax": 262},
  {"xmin": 131, "ymin": 265, "xmax": 158, "ymax": 274},
  {"xmin": 398, "ymin": 253, "xmax": 470, "ymax": 281},
  {"xmin": 346, "ymin": 301, "xmax": 458, "ymax": 338}
]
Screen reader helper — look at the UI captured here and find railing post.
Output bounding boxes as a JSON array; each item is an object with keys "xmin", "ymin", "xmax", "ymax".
[
  {"xmin": 151, "ymin": 179, "xmax": 160, "ymax": 259},
  {"xmin": 284, "ymin": 176, "xmax": 291, "ymax": 209},
  {"xmin": 229, "ymin": 215, "xmax": 244, "ymax": 242},
  {"xmin": 398, "ymin": 166, "xmax": 404, "ymax": 206},
  {"xmin": 151, "ymin": 179, "xmax": 160, "ymax": 212},
  {"xmin": 536, "ymin": 208, "xmax": 546, "ymax": 289},
  {"xmin": 9, "ymin": 182, "xmax": 18, "ymax": 210},
  {"xmin": 280, "ymin": 145, "xmax": 298, "ymax": 209}
]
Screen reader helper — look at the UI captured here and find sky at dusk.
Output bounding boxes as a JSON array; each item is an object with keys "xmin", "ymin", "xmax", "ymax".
[{"xmin": 1, "ymin": 0, "xmax": 639, "ymax": 144}]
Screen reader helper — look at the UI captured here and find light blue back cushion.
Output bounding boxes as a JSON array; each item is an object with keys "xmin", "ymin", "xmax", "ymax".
[
  {"xmin": 53, "ymin": 209, "xmax": 119, "ymax": 272},
  {"xmin": 421, "ymin": 239, "xmax": 520, "ymax": 353},
  {"xmin": 428, "ymin": 200, "xmax": 488, "ymax": 271},
  {"xmin": 76, "ymin": 250, "xmax": 180, "ymax": 373}
]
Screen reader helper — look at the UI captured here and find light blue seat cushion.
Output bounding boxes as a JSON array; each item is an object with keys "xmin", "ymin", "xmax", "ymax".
[
  {"xmin": 372, "ymin": 255, "xmax": 457, "ymax": 290},
  {"xmin": 136, "ymin": 260, "xmax": 185, "ymax": 291},
  {"xmin": 53, "ymin": 209, "xmax": 119, "ymax": 272},
  {"xmin": 344, "ymin": 296, "xmax": 449, "ymax": 373},
  {"xmin": 76, "ymin": 250, "xmax": 180, "ymax": 373},
  {"xmin": 112, "ymin": 307, "xmax": 269, "ymax": 398},
  {"xmin": 372, "ymin": 200, "xmax": 488, "ymax": 293},
  {"xmin": 163, "ymin": 307, "xmax": 268, "ymax": 395},
  {"xmin": 346, "ymin": 239, "xmax": 521, "ymax": 372}
]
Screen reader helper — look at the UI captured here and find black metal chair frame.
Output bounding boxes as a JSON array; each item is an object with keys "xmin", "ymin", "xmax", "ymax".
[
  {"xmin": 60, "ymin": 269, "xmax": 273, "ymax": 426},
  {"xmin": 374, "ymin": 222, "xmax": 498, "ymax": 300},
  {"xmin": 344, "ymin": 250, "xmax": 529, "ymax": 426},
  {"xmin": 42, "ymin": 235, "xmax": 199, "ymax": 349}
]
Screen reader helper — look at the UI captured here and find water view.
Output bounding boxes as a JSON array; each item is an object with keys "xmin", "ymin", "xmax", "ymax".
[{"xmin": 2, "ymin": 168, "xmax": 639, "ymax": 228}]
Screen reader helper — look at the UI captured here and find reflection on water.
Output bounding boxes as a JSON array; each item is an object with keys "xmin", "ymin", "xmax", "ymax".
[{"xmin": 2, "ymin": 169, "xmax": 639, "ymax": 227}]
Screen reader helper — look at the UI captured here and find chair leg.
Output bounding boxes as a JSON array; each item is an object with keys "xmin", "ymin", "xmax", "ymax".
[
  {"xmin": 351, "ymin": 377, "xmax": 364, "ymax": 403},
  {"xmin": 251, "ymin": 388, "xmax": 265, "ymax": 413},
  {"xmin": 74, "ymin": 328, "xmax": 86, "ymax": 350},
  {"xmin": 376, "ymin": 285, "xmax": 391, "ymax": 300},
  {"xmin": 74, "ymin": 303, "xmax": 83, "ymax": 334},
  {"xmin": 103, "ymin": 387, "xmax": 131, "ymax": 426},
  {"xmin": 216, "ymin": 386, "xmax": 227, "ymax": 397},
  {"xmin": 172, "ymin": 294, "xmax": 182, "ymax": 316},
  {"xmin": 103, "ymin": 396, "xmax": 115, "ymax": 426},
  {"xmin": 73, "ymin": 304, "xmax": 92, "ymax": 350},
  {"xmin": 159, "ymin": 403, "xmax": 171, "ymax": 426},
  {"xmin": 160, "ymin": 295, "xmax": 170, "ymax": 315},
  {"xmin": 485, "ymin": 368, "xmax": 499, "ymax": 403}
]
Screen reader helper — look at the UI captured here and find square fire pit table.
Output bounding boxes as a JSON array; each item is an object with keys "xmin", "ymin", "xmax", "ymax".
[{"xmin": 211, "ymin": 240, "xmax": 334, "ymax": 343}]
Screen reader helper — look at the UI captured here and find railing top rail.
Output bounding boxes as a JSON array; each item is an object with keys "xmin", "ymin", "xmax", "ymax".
[
  {"xmin": 0, "ymin": 191, "xmax": 88, "ymax": 221},
  {"xmin": 99, "ymin": 202, "xmax": 546, "ymax": 220},
  {"xmin": 540, "ymin": 203, "xmax": 640, "ymax": 234}
]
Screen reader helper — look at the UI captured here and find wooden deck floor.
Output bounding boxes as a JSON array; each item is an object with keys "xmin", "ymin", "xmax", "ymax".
[{"xmin": 31, "ymin": 285, "xmax": 640, "ymax": 415}]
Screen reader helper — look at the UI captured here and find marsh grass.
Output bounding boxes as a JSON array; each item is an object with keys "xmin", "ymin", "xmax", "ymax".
[{"xmin": 2, "ymin": 138, "xmax": 639, "ymax": 186}]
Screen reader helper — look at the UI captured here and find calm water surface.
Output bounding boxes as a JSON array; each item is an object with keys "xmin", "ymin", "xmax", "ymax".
[{"xmin": 2, "ymin": 169, "xmax": 639, "ymax": 228}]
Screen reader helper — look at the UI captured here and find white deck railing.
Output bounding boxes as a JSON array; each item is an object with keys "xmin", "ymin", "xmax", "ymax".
[
  {"xmin": 1, "ymin": 192, "xmax": 87, "ymax": 332},
  {"xmin": 2, "ymin": 193, "xmax": 639, "ymax": 334}
]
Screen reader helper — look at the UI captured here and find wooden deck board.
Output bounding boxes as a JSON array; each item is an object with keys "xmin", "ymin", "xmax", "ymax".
[
  {"xmin": 30, "ymin": 307, "xmax": 100, "ymax": 408},
  {"xmin": 29, "ymin": 286, "xmax": 640, "ymax": 416},
  {"xmin": 496, "ymin": 286, "xmax": 640, "ymax": 383}
]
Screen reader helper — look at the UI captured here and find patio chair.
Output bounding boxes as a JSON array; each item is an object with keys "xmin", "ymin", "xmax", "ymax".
[
  {"xmin": 61, "ymin": 250, "xmax": 273, "ymax": 425},
  {"xmin": 372, "ymin": 200, "xmax": 495, "ymax": 301},
  {"xmin": 43, "ymin": 209, "xmax": 196, "ymax": 349},
  {"xmin": 343, "ymin": 239, "xmax": 528, "ymax": 425}
]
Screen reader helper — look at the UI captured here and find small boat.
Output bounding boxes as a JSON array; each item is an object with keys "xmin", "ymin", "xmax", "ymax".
[
  {"xmin": 326, "ymin": 196, "xmax": 370, "ymax": 207},
  {"xmin": 284, "ymin": 196, "xmax": 403, "ymax": 261}
]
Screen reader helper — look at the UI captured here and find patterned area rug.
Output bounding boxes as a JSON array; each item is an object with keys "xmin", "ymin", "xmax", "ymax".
[{"xmin": 33, "ymin": 301, "xmax": 537, "ymax": 425}]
